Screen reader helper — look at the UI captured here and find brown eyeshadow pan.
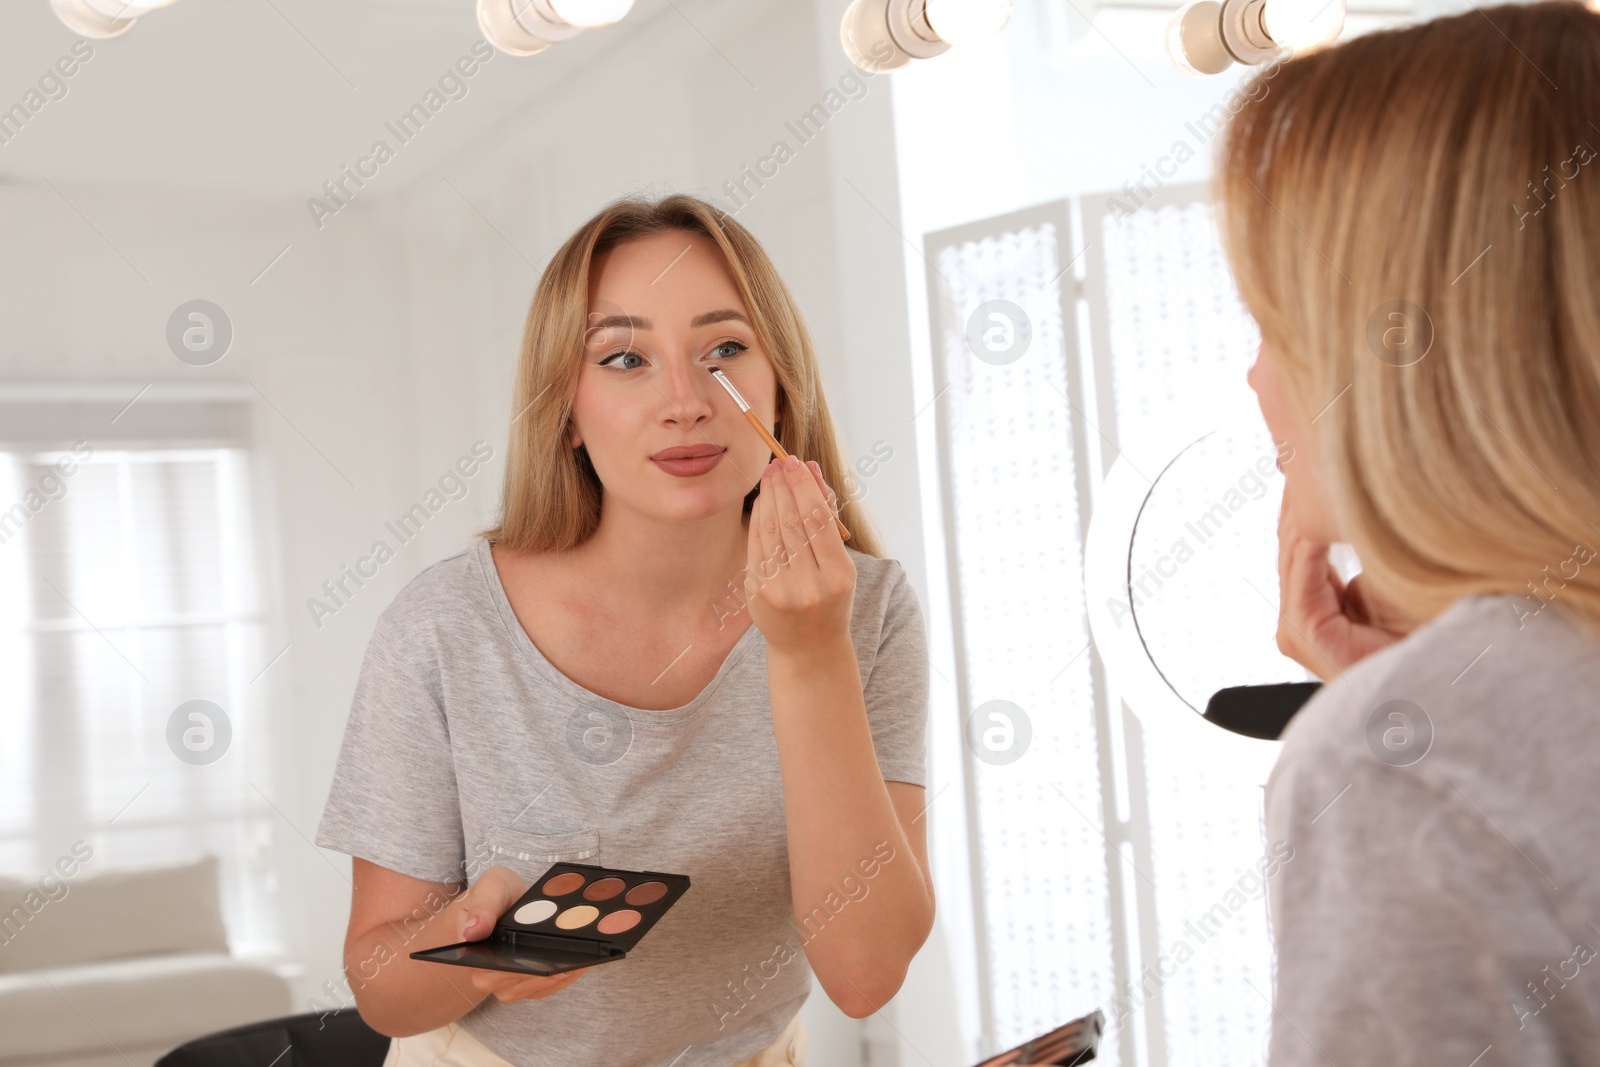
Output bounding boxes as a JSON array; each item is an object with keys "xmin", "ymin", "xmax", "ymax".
[
  {"xmin": 582, "ymin": 876, "xmax": 626, "ymax": 901},
  {"xmin": 542, "ymin": 871, "xmax": 587, "ymax": 896},
  {"xmin": 625, "ymin": 880, "xmax": 668, "ymax": 906}
]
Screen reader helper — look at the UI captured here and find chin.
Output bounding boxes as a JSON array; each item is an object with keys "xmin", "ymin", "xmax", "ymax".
[{"xmin": 656, "ymin": 495, "xmax": 740, "ymax": 521}]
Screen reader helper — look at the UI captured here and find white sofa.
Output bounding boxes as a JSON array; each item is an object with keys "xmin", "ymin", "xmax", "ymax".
[{"xmin": 0, "ymin": 855, "xmax": 293, "ymax": 1067}]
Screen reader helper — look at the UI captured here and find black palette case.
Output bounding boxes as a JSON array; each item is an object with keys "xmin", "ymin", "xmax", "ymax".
[{"xmin": 411, "ymin": 861, "xmax": 691, "ymax": 977}]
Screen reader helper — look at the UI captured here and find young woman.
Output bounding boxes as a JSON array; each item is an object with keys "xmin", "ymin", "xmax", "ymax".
[
  {"xmin": 314, "ymin": 194, "xmax": 935, "ymax": 1066},
  {"xmin": 1222, "ymin": 2, "xmax": 1600, "ymax": 1062}
]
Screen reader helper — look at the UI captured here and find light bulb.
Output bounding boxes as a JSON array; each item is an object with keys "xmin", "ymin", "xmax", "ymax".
[
  {"xmin": 479, "ymin": 0, "xmax": 555, "ymax": 56},
  {"xmin": 51, "ymin": 0, "xmax": 136, "ymax": 38},
  {"xmin": 78, "ymin": 0, "xmax": 178, "ymax": 14},
  {"xmin": 548, "ymin": 0, "xmax": 634, "ymax": 28},
  {"xmin": 1166, "ymin": 0, "xmax": 1233, "ymax": 75},
  {"xmin": 841, "ymin": 0, "xmax": 914, "ymax": 72},
  {"xmin": 924, "ymin": 0, "xmax": 1012, "ymax": 46},
  {"xmin": 1262, "ymin": 0, "xmax": 1344, "ymax": 50}
]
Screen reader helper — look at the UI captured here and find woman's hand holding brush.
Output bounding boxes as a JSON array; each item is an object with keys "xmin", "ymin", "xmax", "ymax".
[
  {"xmin": 746, "ymin": 454, "xmax": 856, "ymax": 658},
  {"xmin": 709, "ymin": 367, "xmax": 850, "ymax": 542}
]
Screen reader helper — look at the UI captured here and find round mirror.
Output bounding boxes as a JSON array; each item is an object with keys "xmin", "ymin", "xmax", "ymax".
[{"xmin": 1085, "ymin": 391, "xmax": 1313, "ymax": 772}]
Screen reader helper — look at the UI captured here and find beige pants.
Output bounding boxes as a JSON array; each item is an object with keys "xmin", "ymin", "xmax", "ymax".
[{"xmin": 382, "ymin": 1010, "xmax": 806, "ymax": 1067}]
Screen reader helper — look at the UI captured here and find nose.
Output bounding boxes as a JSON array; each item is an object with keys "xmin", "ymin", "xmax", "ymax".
[
  {"xmin": 1247, "ymin": 343, "xmax": 1277, "ymax": 434},
  {"xmin": 657, "ymin": 352, "xmax": 717, "ymax": 427}
]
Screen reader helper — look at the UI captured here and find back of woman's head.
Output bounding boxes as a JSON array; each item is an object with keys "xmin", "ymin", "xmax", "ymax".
[{"xmin": 1217, "ymin": 0, "xmax": 1600, "ymax": 637}]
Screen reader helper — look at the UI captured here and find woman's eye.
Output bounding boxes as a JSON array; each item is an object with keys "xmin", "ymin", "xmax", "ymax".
[
  {"xmin": 598, "ymin": 351, "xmax": 644, "ymax": 370},
  {"xmin": 597, "ymin": 341, "xmax": 743, "ymax": 369}
]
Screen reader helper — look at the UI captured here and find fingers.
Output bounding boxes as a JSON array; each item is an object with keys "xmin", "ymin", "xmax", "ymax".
[
  {"xmin": 459, "ymin": 898, "xmax": 498, "ymax": 941},
  {"xmin": 752, "ymin": 458, "xmax": 838, "ymax": 575},
  {"xmin": 805, "ymin": 459, "xmax": 838, "ymax": 513},
  {"xmin": 1275, "ymin": 486, "xmax": 1342, "ymax": 680},
  {"xmin": 459, "ymin": 866, "xmax": 526, "ymax": 941},
  {"xmin": 750, "ymin": 461, "xmax": 783, "ymax": 583},
  {"xmin": 1274, "ymin": 484, "xmax": 1401, "ymax": 676},
  {"xmin": 768, "ymin": 458, "xmax": 822, "ymax": 571}
]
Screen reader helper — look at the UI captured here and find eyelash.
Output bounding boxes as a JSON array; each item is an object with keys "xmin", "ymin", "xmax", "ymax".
[{"xmin": 597, "ymin": 339, "xmax": 748, "ymax": 370}]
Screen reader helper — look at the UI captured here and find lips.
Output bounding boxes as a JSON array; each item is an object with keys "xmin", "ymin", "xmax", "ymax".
[
  {"xmin": 651, "ymin": 446, "xmax": 726, "ymax": 478},
  {"xmin": 650, "ymin": 445, "xmax": 725, "ymax": 460}
]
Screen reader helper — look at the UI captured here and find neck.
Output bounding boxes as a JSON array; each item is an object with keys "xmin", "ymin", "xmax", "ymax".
[{"xmin": 570, "ymin": 500, "xmax": 753, "ymax": 626}]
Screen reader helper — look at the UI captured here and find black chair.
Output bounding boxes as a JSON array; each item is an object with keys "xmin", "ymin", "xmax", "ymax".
[{"xmin": 154, "ymin": 1007, "xmax": 391, "ymax": 1067}]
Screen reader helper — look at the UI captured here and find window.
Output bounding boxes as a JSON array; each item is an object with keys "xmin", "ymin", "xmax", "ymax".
[{"xmin": 0, "ymin": 384, "xmax": 282, "ymax": 957}]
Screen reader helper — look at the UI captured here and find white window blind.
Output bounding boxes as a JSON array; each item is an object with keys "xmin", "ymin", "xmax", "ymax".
[{"xmin": 0, "ymin": 386, "xmax": 282, "ymax": 957}]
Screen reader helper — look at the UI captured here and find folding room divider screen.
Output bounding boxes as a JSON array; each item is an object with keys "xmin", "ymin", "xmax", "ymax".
[{"xmin": 924, "ymin": 180, "xmax": 1293, "ymax": 1067}]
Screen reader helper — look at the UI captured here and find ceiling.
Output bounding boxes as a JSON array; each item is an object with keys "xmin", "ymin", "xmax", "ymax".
[
  {"xmin": 0, "ymin": 0, "xmax": 1419, "ymax": 199},
  {"xmin": 0, "ymin": 0, "xmax": 685, "ymax": 198}
]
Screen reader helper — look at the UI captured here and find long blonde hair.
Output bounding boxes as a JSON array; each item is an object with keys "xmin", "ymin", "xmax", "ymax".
[
  {"xmin": 1216, "ymin": 0, "xmax": 1600, "ymax": 639},
  {"xmin": 478, "ymin": 193, "xmax": 885, "ymax": 558}
]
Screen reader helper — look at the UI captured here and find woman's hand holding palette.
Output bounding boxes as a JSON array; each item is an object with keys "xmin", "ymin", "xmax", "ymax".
[{"xmin": 411, "ymin": 862, "xmax": 691, "ymax": 976}]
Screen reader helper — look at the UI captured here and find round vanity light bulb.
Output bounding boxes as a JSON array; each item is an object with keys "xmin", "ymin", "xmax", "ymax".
[
  {"xmin": 79, "ymin": 0, "xmax": 177, "ymax": 13},
  {"xmin": 77, "ymin": 0, "xmax": 178, "ymax": 15},
  {"xmin": 924, "ymin": 0, "xmax": 1013, "ymax": 46},
  {"xmin": 478, "ymin": 0, "xmax": 555, "ymax": 56},
  {"xmin": 50, "ymin": 0, "xmax": 136, "ymax": 38},
  {"xmin": 1262, "ymin": 0, "xmax": 1345, "ymax": 51},
  {"xmin": 841, "ymin": 0, "xmax": 914, "ymax": 72},
  {"xmin": 548, "ymin": 0, "xmax": 634, "ymax": 28},
  {"xmin": 1166, "ymin": 0, "xmax": 1233, "ymax": 75}
]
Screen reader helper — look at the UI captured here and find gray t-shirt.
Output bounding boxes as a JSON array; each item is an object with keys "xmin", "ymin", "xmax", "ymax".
[
  {"xmin": 314, "ymin": 537, "xmax": 929, "ymax": 1066},
  {"xmin": 1265, "ymin": 592, "xmax": 1600, "ymax": 1066}
]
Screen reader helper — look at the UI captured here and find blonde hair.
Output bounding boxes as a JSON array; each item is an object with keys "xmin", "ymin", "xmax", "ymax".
[
  {"xmin": 1216, "ymin": 0, "xmax": 1600, "ymax": 639},
  {"xmin": 478, "ymin": 193, "xmax": 885, "ymax": 559}
]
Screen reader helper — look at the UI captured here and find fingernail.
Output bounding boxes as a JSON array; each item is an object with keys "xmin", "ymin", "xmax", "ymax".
[
  {"xmin": 784, "ymin": 454, "xmax": 800, "ymax": 470},
  {"xmin": 464, "ymin": 917, "xmax": 480, "ymax": 933}
]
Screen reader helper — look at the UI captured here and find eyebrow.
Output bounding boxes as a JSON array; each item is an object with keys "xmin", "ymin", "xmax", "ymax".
[
  {"xmin": 690, "ymin": 309, "xmax": 750, "ymax": 328},
  {"xmin": 585, "ymin": 308, "xmax": 751, "ymax": 333}
]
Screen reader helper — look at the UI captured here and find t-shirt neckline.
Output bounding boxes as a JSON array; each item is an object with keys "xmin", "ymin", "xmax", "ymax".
[{"xmin": 473, "ymin": 537, "xmax": 761, "ymax": 725}]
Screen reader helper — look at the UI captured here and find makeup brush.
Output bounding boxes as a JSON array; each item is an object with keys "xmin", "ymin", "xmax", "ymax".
[{"xmin": 709, "ymin": 367, "xmax": 851, "ymax": 543}]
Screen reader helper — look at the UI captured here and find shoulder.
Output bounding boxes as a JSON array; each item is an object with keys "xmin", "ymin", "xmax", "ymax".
[
  {"xmin": 843, "ymin": 547, "xmax": 920, "ymax": 618},
  {"xmin": 842, "ymin": 550, "xmax": 928, "ymax": 686},
  {"xmin": 368, "ymin": 540, "xmax": 487, "ymax": 655},
  {"xmin": 1277, "ymin": 593, "xmax": 1597, "ymax": 759},
  {"xmin": 1269, "ymin": 591, "xmax": 1600, "ymax": 845}
]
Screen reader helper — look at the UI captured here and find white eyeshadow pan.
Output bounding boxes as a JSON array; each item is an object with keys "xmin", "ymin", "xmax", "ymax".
[{"xmin": 514, "ymin": 899, "xmax": 558, "ymax": 925}]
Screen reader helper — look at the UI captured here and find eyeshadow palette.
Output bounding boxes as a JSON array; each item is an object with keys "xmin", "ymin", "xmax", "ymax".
[
  {"xmin": 411, "ymin": 862, "xmax": 691, "ymax": 977},
  {"xmin": 972, "ymin": 1010, "xmax": 1103, "ymax": 1066}
]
